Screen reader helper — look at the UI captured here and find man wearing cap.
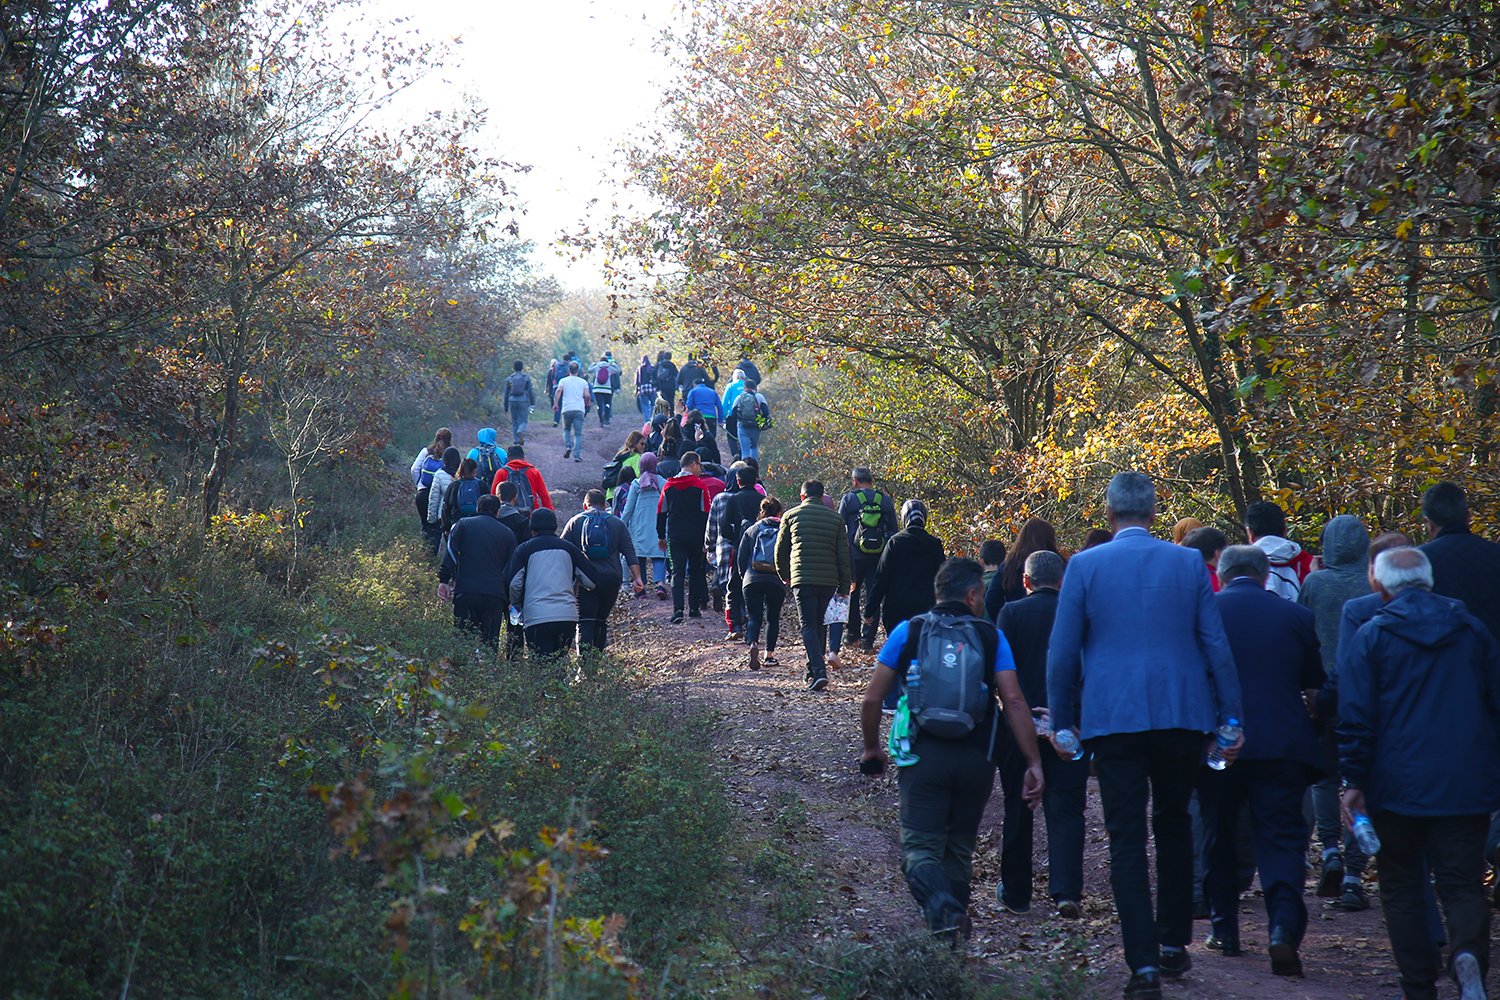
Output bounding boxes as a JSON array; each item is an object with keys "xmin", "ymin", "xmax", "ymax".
[{"xmin": 504, "ymin": 507, "xmax": 599, "ymax": 657}]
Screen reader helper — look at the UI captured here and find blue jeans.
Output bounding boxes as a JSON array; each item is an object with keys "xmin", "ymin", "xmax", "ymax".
[
  {"xmin": 508, "ymin": 401, "xmax": 529, "ymax": 444},
  {"xmin": 562, "ymin": 410, "xmax": 584, "ymax": 453},
  {"xmin": 739, "ymin": 422, "xmax": 762, "ymax": 461},
  {"xmin": 637, "ymin": 394, "xmax": 654, "ymax": 419}
]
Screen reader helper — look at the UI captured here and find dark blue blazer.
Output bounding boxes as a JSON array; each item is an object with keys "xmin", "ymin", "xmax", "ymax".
[{"xmin": 1215, "ymin": 577, "xmax": 1326, "ymax": 771}]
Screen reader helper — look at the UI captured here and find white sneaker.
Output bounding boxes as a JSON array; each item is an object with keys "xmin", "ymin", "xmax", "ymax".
[{"xmin": 1456, "ymin": 952, "xmax": 1487, "ymax": 1000}]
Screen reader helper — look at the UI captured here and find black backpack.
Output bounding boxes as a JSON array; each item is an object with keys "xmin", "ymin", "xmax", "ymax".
[
  {"xmin": 655, "ymin": 360, "xmax": 674, "ymax": 386},
  {"xmin": 854, "ymin": 489, "xmax": 887, "ymax": 555},
  {"xmin": 602, "ymin": 455, "xmax": 625, "ymax": 492},
  {"xmin": 906, "ymin": 613, "xmax": 992, "ymax": 739},
  {"xmin": 474, "ymin": 447, "xmax": 504, "ymax": 490},
  {"xmin": 508, "ymin": 469, "xmax": 536, "ymax": 514}
]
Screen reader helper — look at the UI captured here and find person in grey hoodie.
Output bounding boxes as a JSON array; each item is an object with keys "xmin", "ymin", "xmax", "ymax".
[
  {"xmin": 1296, "ymin": 515, "xmax": 1371, "ymax": 903},
  {"xmin": 504, "ymin": 508, "xmax": 598, "ymax": 657}
]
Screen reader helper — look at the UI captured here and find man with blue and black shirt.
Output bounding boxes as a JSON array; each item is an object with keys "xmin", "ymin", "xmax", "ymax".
[{"xmin": 859, "ymin": 557, "xmax": 1043, "ymax": 939}]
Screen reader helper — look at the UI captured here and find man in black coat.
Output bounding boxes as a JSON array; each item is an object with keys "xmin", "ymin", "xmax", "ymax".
[
  {"xmin": 1419, "ymin": 481, "xmax": 1500, "ymax": 641},
  {"xmin": 994, "ymin": 551, "xmax": 1087, "ymax": 918},
  {"xmin": 1203, "ymin": 545, "xmax": 1325, "ymax": 977},
  {"xmin": 438, "ymin": 494, "xmax": 518, "ymax": 651}
]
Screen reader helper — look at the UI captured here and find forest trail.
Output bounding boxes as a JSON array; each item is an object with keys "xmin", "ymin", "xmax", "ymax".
[{"xmin": 436, "ymin": 410, "xmax": 1468, "ymax": 1000}]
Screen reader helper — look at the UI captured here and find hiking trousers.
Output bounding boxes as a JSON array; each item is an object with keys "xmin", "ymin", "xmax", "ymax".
[
  {"xmin": 667, "ymin": 538, "xmax": 708, "ymax": 615},
  {"xmin": 509, "ymin": 401, "xmax": 529, "ymax": 445},
  {"xmin": 562, "ymin": 410, "xmax": 585, "ymax": 454},
  {"xmin": 577, "ymin": 574, "xmax": 622, "ymax": 650},
  {"xmin": 846, "ymin": 554, "xmax": 881, "ymax": 649},
  {"xmin": 743, "ymin": 580, "xmax": 785, "ymax": 653},
  {"xmin": 453, "ymin": 592, "xmax": 506, "ymax": 648},
  {"xmin": 898, "ymin": 737, "xmax": 996, "ymax": 930},
  {"xmin": 524, "ymin": 620, "xmax": 575, "ymax": 658},
  {"xmin": 595, "ymin": 392, "xmax": 613, "ymax": 426},
  {"xmin": 793, "ymin": 585, "xmax": 834, "ymax": 679},
  {"xmin": 1375, "ymin": 811, "xmax": 1490, "ymax": 1000}
]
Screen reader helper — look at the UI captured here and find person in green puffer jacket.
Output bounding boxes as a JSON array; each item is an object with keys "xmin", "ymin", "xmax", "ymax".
[{"xmin": 775, "ymin": 479, "xmax": 851, "ymax": 691}]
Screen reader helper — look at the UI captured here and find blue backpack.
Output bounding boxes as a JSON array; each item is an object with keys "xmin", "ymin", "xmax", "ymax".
[
  {"xmin": 455, "ymin": 479, "xmax": 482, "ymax": 518},
  {"xmin": 583, "ymin": 511, "xmax": 611, "ymax": 560}
]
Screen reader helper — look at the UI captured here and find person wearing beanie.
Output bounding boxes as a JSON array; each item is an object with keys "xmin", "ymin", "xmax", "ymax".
[{"xmin": 503, "ymin": 506, "xmax": 598, "ymax": 658}]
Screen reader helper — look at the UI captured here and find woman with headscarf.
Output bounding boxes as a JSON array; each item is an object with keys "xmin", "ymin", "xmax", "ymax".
[
  {"xmin": 863, "ymin": 499, "xmax": 947, "ymax": 640},
  {"xmin": 987, "ymin": 517, "xmax": 1062, "ymax": 619},
  {"xmin": 621, "ymin": 451, "xmax": 668, "ymax": 599},
  {"xmin": 1171, "ymin": 516, "xmax": 1205, "ymax": 545}
]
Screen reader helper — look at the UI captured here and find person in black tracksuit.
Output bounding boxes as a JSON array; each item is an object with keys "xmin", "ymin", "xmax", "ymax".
[
  {"xmin": 717, "ymin": 466, "xmax": 764, "ymax": 637},
  {"xmin": 838, "ymin": 468, "xmax": 899, "ymax": 651},
  {"xmin": 864, "ymin": 500, "xmax": 946, "ymax": 637},
  {"xmin": 438, "ymin": 495, "xmax": 518, "ymax": 650},
  {"xmin": 654, "ymin": 351, "xmax": 679, "ymax": 412}
]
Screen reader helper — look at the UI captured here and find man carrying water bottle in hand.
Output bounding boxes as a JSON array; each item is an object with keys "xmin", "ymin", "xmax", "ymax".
[
  {"xmin": 1046, "ymin": 472, "xmax": 1242, "ymax": 1000},
  {"xmin": 859, "ymin": 558, "xmax": 1043, "ymax": 941},
  {"xmin": 1200, "ymin": 545, "xmax": 1325, "ymax": 976},
  {"xmin": 1338, "ymin": 546, "xmax": 1500, "ymax": 1000}
]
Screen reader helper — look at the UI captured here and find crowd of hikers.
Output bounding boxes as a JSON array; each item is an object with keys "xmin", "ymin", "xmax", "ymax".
[
  {"xmin": 846, "ymin": 473, "xmax": 1500, "ymax": 1000},
  {"xmin": 403, "ymin": 351, "xmax": 773, "ymax": 659},
  {"xmin": 405, "ymin": 361, "xmax": 1500, "ymax": 1000}
]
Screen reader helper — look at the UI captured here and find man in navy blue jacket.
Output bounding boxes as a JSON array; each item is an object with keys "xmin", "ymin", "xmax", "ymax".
[
  {"xmin": 1339, "ymin": 547, "xmax": 1500, "ymax": 1000},
  {"xmin": 1419, "ymin": 481, "xmax": 1500, "ymax": 642},
  {"xmin": 439, "ymin": 494, "xmax": 518, "ymax": 652},
  {"xmin": 1047, "ymin": 472, "xmax": 1242, "ymax": 1000},
  {"xmin": 1201, "ymin": 546, "xmax": 1324, "ymax": 976}
]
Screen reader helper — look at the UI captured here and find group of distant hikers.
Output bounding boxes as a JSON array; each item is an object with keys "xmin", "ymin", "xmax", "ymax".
[
  {"xmin": 406, "ymin": 358, "xmax": 1500, "ymax": 1000},
  {"xmin": 404, "ymin": 349, "xmax": 772, "ymax": 659}
]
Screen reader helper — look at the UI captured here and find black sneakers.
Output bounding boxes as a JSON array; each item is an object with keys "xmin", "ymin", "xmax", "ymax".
[
  {"xmin": 1158, "ymin": 948, "xmax": 1191, "ymax": 977},
  {"xmin": 1123, "ymin": 970, "xmax": 1161, "ymax": 1000},
  {"xmin": 1316, "ymin": 852, "xmax": 1345, "ymax": 897},
  {"xmin": 806, "ymin": 674, "xmax": 828, "ymax": 692}
]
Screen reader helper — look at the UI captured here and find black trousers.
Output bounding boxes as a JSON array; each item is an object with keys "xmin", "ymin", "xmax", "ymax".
[
  {"xmin": 1199, "ymin": 758, "xmax": 1314, "ymax": 948},
  {"xmin": 999, "ymin": 726, "xmax": 1089, "ymax": 905},
  {"xmin": 743, "ymin": 580, "xmax": 785, "ymax": 652},
  {"xmin": 577, "ymin": 574, "xmax": 622, "ymax": 650},
  {"xmin": 847, "ymin": 554, "xmax": 881, "ymax": 648},
  {"xmin": 595, "ymin": 393, "xmax": 613, "ymax": 425},
  {"xmin": 524, "ymin": 620, "xmax": 575, "ymax": 657},
  {"xmin": 453, "ymin": 592, "xmax": 506, "ymax": 648},
  {"xmin": 726, "ymin": 571, "xmax": 745, "ymax": 633},
  {"xmin": 668, "ymin": 538, "xmax": 708, "ymax": 615},
  {"xmin": 1091, "ymin": 728, "xmax": 1202, "ymax": 974},
  {"xmin": 1375, "ymin": 811, "xmax": 1490, "ymax": 1000},
  {"xmin": 898, "ymin": 737, "xmax": 997, "ymax": 930},
  {"xmin": 793, "ymin": 584, "xmax": 834, "ymax": 678}
]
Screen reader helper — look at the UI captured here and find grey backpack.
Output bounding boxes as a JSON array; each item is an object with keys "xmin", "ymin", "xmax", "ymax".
[{"xmin": 908, "ymin": 613, "xmax": 991, "ymax": 739}]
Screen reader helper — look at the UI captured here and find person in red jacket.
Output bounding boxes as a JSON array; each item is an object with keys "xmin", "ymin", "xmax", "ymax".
[{"xmin": 489, "ymin": 444, "xmax": 553, "ymax": 512}]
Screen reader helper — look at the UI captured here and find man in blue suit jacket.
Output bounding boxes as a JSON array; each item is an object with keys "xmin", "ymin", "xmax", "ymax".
[
  {"xmin": 1048, "ymin": 472, "xmax": 1241, "ymax": 1000},
  {"xmin": 1202, "ymin": 546, "xmax": 1325, "ymax": 976}
]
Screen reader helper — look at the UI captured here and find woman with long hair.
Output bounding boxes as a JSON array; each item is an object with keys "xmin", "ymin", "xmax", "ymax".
[{"xmin": 988, "ymin": 517, "xmax": 1062, "ymax": 618}]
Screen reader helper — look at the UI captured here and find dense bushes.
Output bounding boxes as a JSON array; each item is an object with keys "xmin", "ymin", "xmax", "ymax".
[{"xmin": 0, "ymin": 486, "xmax": 729, "ymax": 998}]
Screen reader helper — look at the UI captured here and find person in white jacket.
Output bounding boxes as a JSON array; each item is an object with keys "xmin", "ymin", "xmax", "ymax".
[{"xmin": 426, "ymin": 447, "xmax": 460, "ymax": 557}]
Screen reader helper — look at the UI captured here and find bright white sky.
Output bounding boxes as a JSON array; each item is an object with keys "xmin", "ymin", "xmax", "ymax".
[{"xmin": 369, "ymin": 0, "xmax": 683, "ymax": 289}]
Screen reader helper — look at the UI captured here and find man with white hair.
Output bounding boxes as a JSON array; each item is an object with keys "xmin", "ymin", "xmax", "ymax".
[{"xmin": 1339, "ymin": 546, "xmax": 1500, "ymax": 1000}]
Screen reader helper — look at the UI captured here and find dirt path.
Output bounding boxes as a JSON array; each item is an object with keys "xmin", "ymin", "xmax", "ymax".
[{"xmin": 441, "ymin": 412, "xmax": 1484, "ymax": 1000}]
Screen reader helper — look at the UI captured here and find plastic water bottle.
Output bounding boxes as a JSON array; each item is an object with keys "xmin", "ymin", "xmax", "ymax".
[
  {"xmin": 1350, "ymin": 812, "xmax": 1382, "ymax": 855},
  {"xmin": 1034, "ymin": 713, "xmax": 1053, "ymax": 737},
  {"xmin": 1054, "ymin": 727, "xmax": 1085, "ymax": 761},
  {"xmin": 906, "ymin": 659, "xmax": 921, "ymax": 696},
  {"xmin": 1206, "ymin": 719, "xmax": 1241, "ymax": 770}
]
